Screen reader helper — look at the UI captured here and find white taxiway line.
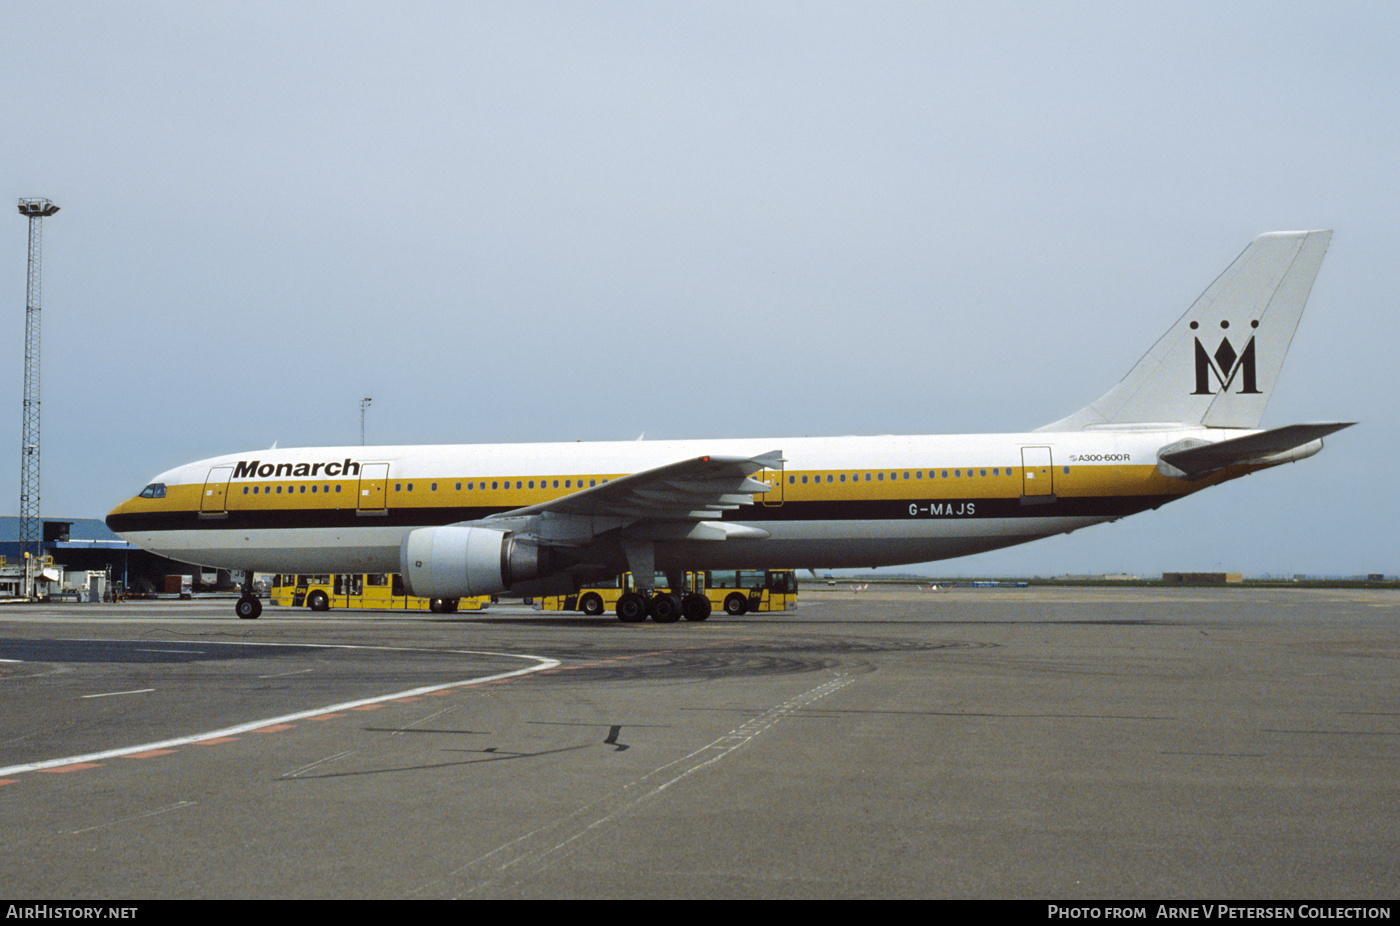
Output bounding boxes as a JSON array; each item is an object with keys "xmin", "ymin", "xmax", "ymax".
[
  {"xmin": 433, "ymin": 672, "xmax": 855, "ymax": 897},
  {"xmin": 0, "ymin": 642, "xmax": 559, "ymax": 778}
]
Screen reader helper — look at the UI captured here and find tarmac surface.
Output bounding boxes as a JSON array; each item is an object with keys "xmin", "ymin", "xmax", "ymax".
[{"xmin": 0, "ymin": 585, "xmax": 1395, "ymax": 900}]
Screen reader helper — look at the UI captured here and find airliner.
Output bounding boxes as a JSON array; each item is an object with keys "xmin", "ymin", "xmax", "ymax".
[{"xmin": 107, "ymin": 230, "xmax": 1351, "ymax": 621}]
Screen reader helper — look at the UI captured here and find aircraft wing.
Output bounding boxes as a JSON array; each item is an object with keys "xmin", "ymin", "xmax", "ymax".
[
  {"xmin": 1157, "ymin": 423, "xmax": 1353, "ymax": 479},
  {"xmin": 476, "ymin": 450, "xmax": 784, "ymax": 544}
]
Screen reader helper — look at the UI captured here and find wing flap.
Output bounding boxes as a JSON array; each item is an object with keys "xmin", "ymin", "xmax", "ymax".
[{"xmin": 487, "ymin": 450, "xmax": 784, "ymax": 525}]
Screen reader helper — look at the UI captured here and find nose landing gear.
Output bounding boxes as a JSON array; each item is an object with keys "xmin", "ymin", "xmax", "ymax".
[{"xmin": 236, "ymin": 571, "xmax": 262, "ymax": 619}]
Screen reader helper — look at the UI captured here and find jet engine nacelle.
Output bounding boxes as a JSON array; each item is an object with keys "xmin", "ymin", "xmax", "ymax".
[{"xmin": 400, "ymin": 525, "xmax": 550, "ymax": 598}]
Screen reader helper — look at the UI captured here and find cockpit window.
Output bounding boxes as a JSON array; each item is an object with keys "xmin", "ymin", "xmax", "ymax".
[{"xmin": 139, "ymin": 483, "xmax": 167, "ymax": 499}]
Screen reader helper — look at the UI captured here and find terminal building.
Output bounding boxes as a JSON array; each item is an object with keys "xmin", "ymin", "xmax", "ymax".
[{"xmin": 0, "ymin": 516, "xmax": 215, "ymax": 599}]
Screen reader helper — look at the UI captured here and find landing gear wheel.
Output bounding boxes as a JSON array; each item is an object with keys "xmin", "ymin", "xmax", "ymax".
[
  {"xmin": 616, "ymin": 592, "xmax": 647, "ymax": 622},
  {"xmin": 649, "ymin": 593, "xmax": 682, "ymax": 624},
  {"xmin": 682, "ymin": 592, "xmax": 712, "ymax": 622},
  {"xmin": 723, "ymin": 593, "xmax": 748, "ymax": 616},
  {"xmin": 236, "ymin": 596, "xmax": 262, "ymax": 620},
  {"xmin": 579, "ymin": 593, "xmax": 605, "ymax": 616},
  {"xmin": 307, "ymin": 591, "xmax": 329, "ymax": 612}
]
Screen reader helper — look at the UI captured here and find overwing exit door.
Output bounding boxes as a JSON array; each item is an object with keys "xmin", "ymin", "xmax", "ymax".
[{"xmin": 758, "ymin": 461, "xmax": 784, "ymax": 507}]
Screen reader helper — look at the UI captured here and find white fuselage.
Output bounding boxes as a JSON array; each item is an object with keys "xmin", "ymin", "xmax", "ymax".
[{"xmin": 106, "ymin": 428, "xmax": 1239, "ymax": 577}]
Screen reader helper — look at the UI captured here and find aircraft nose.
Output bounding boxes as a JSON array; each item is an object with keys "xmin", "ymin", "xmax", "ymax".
[{"xmin": 105, "ymin": 498, "xmax": 135, "ymax": 538}]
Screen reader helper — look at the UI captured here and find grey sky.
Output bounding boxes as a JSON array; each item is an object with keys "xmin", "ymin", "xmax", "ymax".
[{"xmin": 2, "ymin": 2, "xmax": 1395, "ymax": 576}]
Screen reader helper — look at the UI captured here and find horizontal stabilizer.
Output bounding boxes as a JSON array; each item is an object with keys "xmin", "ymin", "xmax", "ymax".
[{"xmin": 1157, "ymin": 423, "xmax": 1354, "ymax": 479}]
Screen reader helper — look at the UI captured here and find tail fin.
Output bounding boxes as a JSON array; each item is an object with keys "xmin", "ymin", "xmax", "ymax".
[{"xmin": 1038, "ymin": 230, "xmax": 1332, "ymax": 432}]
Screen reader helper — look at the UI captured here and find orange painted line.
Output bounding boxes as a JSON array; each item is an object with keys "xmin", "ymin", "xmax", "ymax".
[
  {"xmin": 257, "ymin": 724, "xmax": 297, "ymax": 733},
  {"xmin": 125, "ymin": 749, "xmax": 179, "ymax": 759},
  {"xmin": 349, "ymin": 704, "xmax": 383, "ymax": 711},
  {"xmin": 199, "ymin": 736, "xmax": 240, "ymax": 745},
  {"xmin": 42, "ymin": 763, "xmax": 103, "ymax": 774}
]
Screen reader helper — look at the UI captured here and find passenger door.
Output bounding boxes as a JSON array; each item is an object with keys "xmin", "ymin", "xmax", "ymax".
[
  {"xmin": 357, "ymin": 463, "xmax": 389, "ymax": 513},
  {"xmin": 1020, "ymin": 446, "xmax": 1054, "ymax": 499},
  {"xmin": 200, "ymin": 465, "xmax": 234, "ymax": 515}
]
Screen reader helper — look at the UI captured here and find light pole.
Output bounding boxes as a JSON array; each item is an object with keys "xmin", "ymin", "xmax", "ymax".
[{"xmin": 17, "ymin": 199, "xmax": 58, "ymax": 597}]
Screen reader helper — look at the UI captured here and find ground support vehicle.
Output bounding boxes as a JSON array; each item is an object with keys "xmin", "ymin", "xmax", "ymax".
[
  {"xmin": 538, "ymin": 570, "xmax": 797, "ymax": 621},
  {"xmin": 271, "ymin": 573, "xmax": 488, "ymax": 613}
]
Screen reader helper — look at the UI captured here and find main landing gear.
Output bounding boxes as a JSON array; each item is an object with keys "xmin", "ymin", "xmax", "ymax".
[
  {"xmin": 614, "ymin": 542, "xmax": 711, "ymax": 623},
  {"xmin": 614, "ymin": 590, "xmax": 712, "ymax": 623},
  {"xmin": 236, "ymin": 571, "xmax": 262, "ymax": 620}
]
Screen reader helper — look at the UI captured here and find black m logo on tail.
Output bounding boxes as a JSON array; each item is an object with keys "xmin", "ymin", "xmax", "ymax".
[{"xmin": 1192, "ymin": 321, "xmax": 1260, "ymax": 395}]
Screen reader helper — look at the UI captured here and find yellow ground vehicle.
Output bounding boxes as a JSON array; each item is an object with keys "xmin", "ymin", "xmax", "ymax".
[
  {"xmin": 705, "ymin": 569, "xmax": 798, "ymax": 615},
  {"xmin": 538, "ymin": 570, "xmax": 797, "ymax": 620},
  {"xmin": 271, "ymin": 573, "xmax": 488, "ymax": 613}
]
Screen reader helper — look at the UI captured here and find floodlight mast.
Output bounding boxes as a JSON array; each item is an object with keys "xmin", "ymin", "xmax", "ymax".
[{"xmin": 17, "ymin": 199, "xmax": 58, "ymax": 595}]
